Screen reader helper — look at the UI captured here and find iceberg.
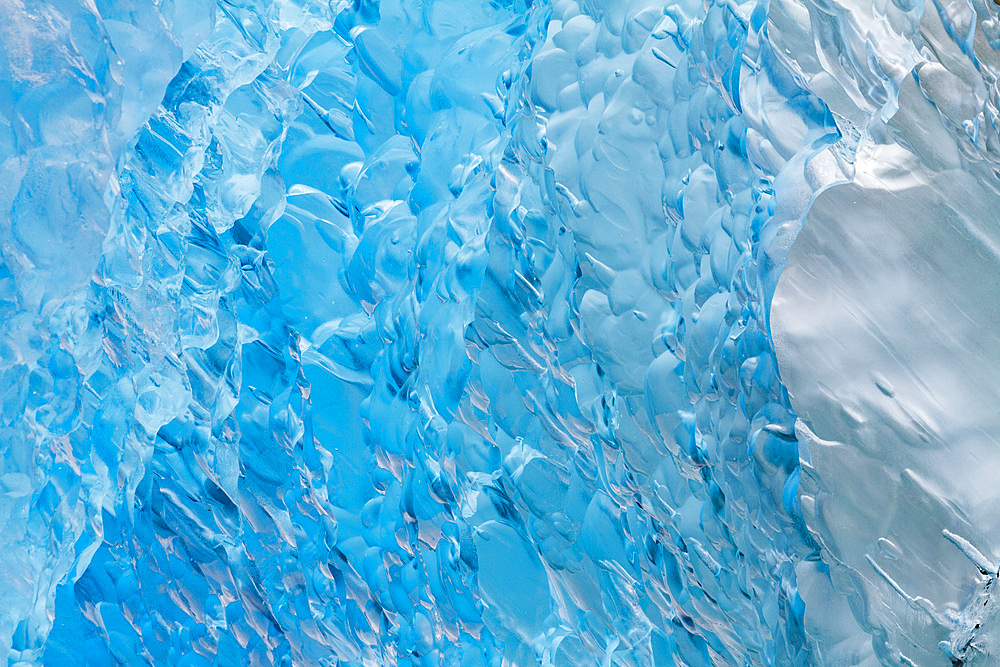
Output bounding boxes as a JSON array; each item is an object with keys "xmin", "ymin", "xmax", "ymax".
[{"xmin": 1, "ymin": 0, "xmax": 997, "ymax": 663}]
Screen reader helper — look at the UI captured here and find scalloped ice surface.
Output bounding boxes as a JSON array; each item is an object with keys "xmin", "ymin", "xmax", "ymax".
[{"xmin": 2, "ymin": 0, "xmax": 995, "ymax": 664}]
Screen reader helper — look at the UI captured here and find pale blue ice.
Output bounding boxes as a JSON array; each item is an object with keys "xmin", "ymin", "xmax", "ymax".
[{"xmin": 2, "ymin": 0, "xmax": 998, "ymax": 664}]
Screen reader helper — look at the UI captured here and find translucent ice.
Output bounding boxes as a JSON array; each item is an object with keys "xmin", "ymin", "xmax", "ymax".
[{"xmin": 3, "ymin": 0, "xmax": 997, "ymax": 664}]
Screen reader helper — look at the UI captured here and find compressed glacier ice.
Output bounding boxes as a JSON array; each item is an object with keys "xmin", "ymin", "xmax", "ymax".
[{"xmin": 2, "ymin": 0, "xmax": 998, "ymax": 664}]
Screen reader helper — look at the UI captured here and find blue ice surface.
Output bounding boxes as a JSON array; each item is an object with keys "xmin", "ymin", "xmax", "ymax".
[{"xmin": 0, "ymin": 0, "xmax": 841, "ymax": 664}]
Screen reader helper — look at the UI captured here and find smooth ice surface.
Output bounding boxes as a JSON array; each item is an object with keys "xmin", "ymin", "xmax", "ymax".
[
  {"xmin": 770, "ymin": 0, "xmax": 1000, "ymax": 661},
  {"xmin": 2, "ymin": 0, "xmax": 995, "ymax": 664},
  {"xmin": 775, "ymin": 149, "xmax": 1000, "ymax": 664}
]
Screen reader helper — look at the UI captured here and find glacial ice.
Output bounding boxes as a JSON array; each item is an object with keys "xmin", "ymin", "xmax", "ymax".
[
  {"xmin": 2, "ymin": 0, "xmax": 998, "ymax": 664},
  {"xmin": 771, "ymin": 0, "xmax": 1000, "ymax": 660}
]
